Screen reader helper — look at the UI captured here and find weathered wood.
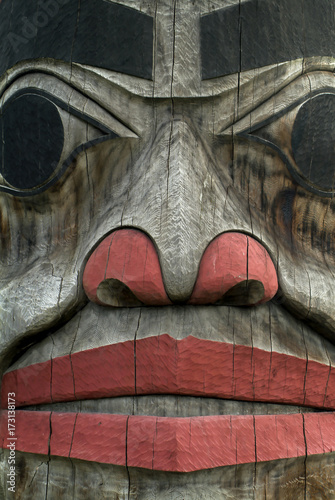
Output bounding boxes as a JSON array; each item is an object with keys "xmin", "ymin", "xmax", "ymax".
[
  {"xmin": 1, "ymin": 451, "xmax": 335, "ymax": 499},
  {"xmin": 1, "ymin": 0, "xmax": 335, "ymax": 497}
]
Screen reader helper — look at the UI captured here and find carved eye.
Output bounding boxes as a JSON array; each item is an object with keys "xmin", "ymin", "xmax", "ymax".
[
  {"xmin": 1, "ymin": 94, "xmax": 65, "ymax": 190},
  {"xmin": 240, "ymin": 90, "xmax": 335, "ymax": 197},
  {"xmin": 0, "ymin": 90, "xmax": 118, "ymax": 194},
  {"xmin": 291, "ymin": 94, "xmax": 335, "ymax": 191}
]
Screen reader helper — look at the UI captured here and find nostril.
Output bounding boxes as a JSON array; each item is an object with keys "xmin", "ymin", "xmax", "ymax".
[
  {"xmin": 97, "ymin": 279, "xmax": 144, "ymax": 307},
  {"xmin": 216, "ymin": 280, "xmax": 265, "ymax": 306},
  {"xmin": 83, "ymin": 229, "xmax": 277, "ymax": 308},
  {"xmin": 83, "ymin": 229, "xmax": 172, "ymax": 307},
  {"xmin": 188, "ymin": 232, "xmax": 278, "ymax": 306}
]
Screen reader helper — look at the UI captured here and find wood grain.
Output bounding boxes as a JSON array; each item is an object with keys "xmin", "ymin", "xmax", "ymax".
[{"xmin": 1, "ymin": 0, "xmax": 335, "ymax": 498}]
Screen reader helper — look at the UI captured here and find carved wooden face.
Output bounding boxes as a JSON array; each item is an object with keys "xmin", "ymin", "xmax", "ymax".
[{"xmin": 1, "ymin": 0, "xmax": 335, "ymax": 497}]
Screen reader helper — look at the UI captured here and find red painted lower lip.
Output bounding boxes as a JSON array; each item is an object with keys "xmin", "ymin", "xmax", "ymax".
[
  {"xmin": 1, "ymin": 334, "xmax": 335, "ymax": 409},
  {"xmin": 1, "ymin": 410, "xmax": 335, "ymax": 471}
]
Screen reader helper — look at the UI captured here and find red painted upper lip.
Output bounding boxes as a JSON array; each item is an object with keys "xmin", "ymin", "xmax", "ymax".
[{"xmin": 2, "ymin": 334, "xmax": 334, "ymax": 410}]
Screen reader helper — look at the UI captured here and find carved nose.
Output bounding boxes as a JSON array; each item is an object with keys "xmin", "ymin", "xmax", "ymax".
[
  {"xmin": 83, "ymin": 229, "xmax": 278, "ymax": 307},
  {"xmin": 189, "ymin": 232, "xmax": 278, "ymax": 306},
  {"xmin": 83, "ymin": 229, "xmax": 172, "ymax": 307}
]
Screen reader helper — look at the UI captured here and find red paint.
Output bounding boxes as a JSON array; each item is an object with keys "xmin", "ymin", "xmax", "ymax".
[
  {"xmin": 52, "ymin": 356, "xmax": 75, "ymax": 402},
  {"xmin": 304, "ymin": 360, "xmax": 331, "ymax": 407},
  {"xmin": 189, "ymin": 232, "xmax": 278, "ymax": 305},
  {"xmin": 71, "ymin": 340, "xmax": 135, "ymax": 400},
  {"xmin": 0, "ymin": 410, "xmax": 7, "ymax": 449},
  {"xmin": 126, "ymin": 414, "xmax": 256, "ymax": 471},
  {"xmin": 1, "ymin": 411, "xmax": 50, "ymax": 456},
  {"xmin": 83, "ymin": 229, "xmax": 172, "ymax": 306},
  {"xmin": 324, "ymin": 367, "xmax": 335, "ymax": 408},
  {"xmin": 83, "ymin": 229, "xmax": 277, "ymax": 307},
  {"xmin": 1, "ymin": 362, "xmax": 51, "ymax": 407},
  {"xmin": 2, "ymin": 335, "xmax": 335, "ymax": 411},
  {"xmin": 136, "ymin": 335, "xmax": 235, "ymax": 398},
  {"xmin": 255, "ymin": 414, "xmax": 306, "ymax": 461},
  {"xmin": 50, "ymin": 412, "xmax": 77, "ymax": 456},
  {"xmin": 1, "ymin": 410, "xmax": 335, "ymax": 471},
  {"xmin": 70, "ymin": 413, "xmax": 128, "ymax": 465},
  {"xmin": 304, "ymin": 412, "xmax": 335, "ymax": 454}
]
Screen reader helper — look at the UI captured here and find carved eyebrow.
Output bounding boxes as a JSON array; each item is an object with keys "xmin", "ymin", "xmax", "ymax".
[
  {"xmin": 201, "ymin": 0, "xmax": 335, "ymax": 80},
  {"xmin": 0, "ymin": 0, "xmax": 153, "ymax": 80}
]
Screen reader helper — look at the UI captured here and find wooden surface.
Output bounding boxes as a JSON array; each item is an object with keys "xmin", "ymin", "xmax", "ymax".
[
  {"xmin": 1, "ymin": 0, "xmax": 335, "ymax": 498},
  {"xmin": 1, "ymin": 450, "xmax": 335, "ymax": 499}
]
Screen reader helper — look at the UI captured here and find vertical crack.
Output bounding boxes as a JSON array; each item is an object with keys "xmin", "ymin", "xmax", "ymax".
[
  {"xmin": 252, "ymin": 415, "xmax": 257, "ymax": 499},
  {"xmin": 45, "ymin": 412, "xmax": 52, "ymax": 500},
  {"xmin": 232, "ymin": 325, "xmax": 236, "ymax": 396},
  {"xmin": 50, "ymin": 335, "xmax": 55, "ymax": 404},
  {"xmin": 68, "ymin": 413, "xmax": 78, "ymax": 459},
  {"xmin": 302, "ymin": 414, "xmax": 308, "ymax": 500},
  {"xmin": 70, "ymin": 0, "xmax": 81, "ymax": 65},
  {"xmin": 134, "ymin": 309, "xmax": 142, "ymax": 401},
  {"xmin": 170, "ymin": 0, "xmax": 177, "ymax": 97},
  {"xmin": 166, "ymin": 0, "xmax": 177, "ymax": 198},
  {"xmin": 237, "ymin": 0, "xmax": 242, "ymax": 112},
  {"xmin": 268, "ymin": 307, "xmax": 273, "ymax": 393},
  {"xmin": 69, "ymin": 354, "xmax": 77, "ymax": 401},
  {"xmin": 152, "ymin": 1, "xmax": 158, "ymax": 100},
  {"xmin": 152, "ymin": 418, "xmax": 158, "ymax": 470},
  {"xmin": 68, "ymin": 413, "xmax": 78, "ymax": 498},
  {"xmin": 28, "ymin": 462, "xmax": 46, "ymax": 488},
  {"xmin": 322, "ymin": 338, "xmax": 332, "ymax": 407},
  {"xmin": 246, "ymin": 236, "xmax": 249, "ymax": 282},
  {"xmin": 69, "ymin": 313, "xmax": 81, "ymax": 400},
  {"xmin": 301, "ymin": 325, "xmax": 308, "ymax": 406},
  {"xmin": 250, "ymin": 314, "xmax": 255, "ymax": 401},
  {"xmin": 305, "ymin": 271, "xmax": 312, "ymax": 322},
  {"xmin": 125, "ymin": 415, "xmax": 130, "ymax": 500},
  {"xmin": 56, "ymin": 277, "xmax": 64, "ymax": 320}
]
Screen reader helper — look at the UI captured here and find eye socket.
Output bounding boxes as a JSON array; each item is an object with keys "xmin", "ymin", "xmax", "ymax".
[
  {"xmin": 1, "ymin": 94, "xmax": 65, "ymax": 190},
  {"xmin": 291, "ymin": 94, "xmax": 335, "ymax": 191},
  {"xmin": 238, "ymin": 89, "xmax": 335, "ymax": 197},
  {"xmin": 0, "ymin": 81, "xmax": 134, "ymax": 196}
]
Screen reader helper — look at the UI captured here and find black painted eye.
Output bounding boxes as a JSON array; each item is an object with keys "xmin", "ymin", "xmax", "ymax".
[
  {"xmin": 242, "ymin": 90, "xmax": 335, "ymax": 197},
  {"xmin": 291, "ymin": 94, "xmax": 335, "ymax": 191},
  {"xmin": 0, "ymin": 94, "xmax": 64, "ymax": 190},
  {"xmin": 0, "ymin": 88, "xmax": 120, "ymax": 195}
]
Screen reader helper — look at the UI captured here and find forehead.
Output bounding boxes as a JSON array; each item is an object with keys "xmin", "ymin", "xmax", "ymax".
[{"xmin": 1, "ymin": 0, "xmax": 335, "ymax": 99}]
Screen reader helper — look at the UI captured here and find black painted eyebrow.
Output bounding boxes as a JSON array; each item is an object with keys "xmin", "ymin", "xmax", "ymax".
[
  {"xmin": 201, "ymin": 0, "xmax": 335, "ymax": 79},
  {"xmin": 0, "ymin": 0, "xmax": 153, "ymax": 80}
]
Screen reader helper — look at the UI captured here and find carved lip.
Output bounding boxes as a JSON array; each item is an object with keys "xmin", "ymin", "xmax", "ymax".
[
  {"xmin": 1, "ymin": 410, "xmax": 335, "ymax": 472},
  {"xmin": 1, "ymin": 334, "xmax": 335, "ymax": 410},
  {"xmin": 1, "ymin": 334, "xmax": 335, "ymax": 471}
]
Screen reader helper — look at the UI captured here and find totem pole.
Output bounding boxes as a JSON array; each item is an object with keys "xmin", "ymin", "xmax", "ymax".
[{"xmin": 1, "ymin": 0, "xmax": 335, "ymax": 498}]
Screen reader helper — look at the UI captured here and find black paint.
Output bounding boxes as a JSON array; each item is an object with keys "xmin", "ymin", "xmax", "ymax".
[
  {"xmin": 0, "ymin": 0, "xmax": 153, "ymax": 79},
  {"xmin": 201, "ymin": 5, "xmax": 241, "ymax": 79},
  {"xmin": 201, "ymin": 0, "xmax": 335, "ymax": 79},
  {"xmin": 1, "ymin": 94, "xmax": 64, "ymax": 190},
  {"xmin": 292, "ymin": 94, "xmax": 335, "ymax": 191}
]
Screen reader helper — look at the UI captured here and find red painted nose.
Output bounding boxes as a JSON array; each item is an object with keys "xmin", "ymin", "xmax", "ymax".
[
  {"xmin": 83, "ymin": 229, "xmax": 278, "ymax": 307},
  {"xmin": 188, "ymin": 232, "xmax": 278, "ymax": 306},
  {"xmin": 83, "ymin": 229, "xmax": 172, "ymax": 307}
]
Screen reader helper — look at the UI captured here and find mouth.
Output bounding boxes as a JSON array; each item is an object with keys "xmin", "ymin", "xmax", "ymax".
[{"xmin": 1, "ymin": 302, "xmax": 335, "ymax": 472}]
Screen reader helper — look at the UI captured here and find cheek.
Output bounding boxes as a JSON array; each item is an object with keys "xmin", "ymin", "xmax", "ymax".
[
  {"xmin": 229, "ymin": 140, "xmax": 335, "ymax": 262},
  {"xmin": 0, "ymin": 138, "xmax": 137, "ymax": 272},
  {"xmin": 0, "ymin": 191, "xmax": 78, "ymax": 272},
  {"xmin": 291, "ymin": 195, "xmax": 335, "ymax": 257},
  {"xmin": 227, "ymin": 140, "xmax": 295, "ymax": 218}
]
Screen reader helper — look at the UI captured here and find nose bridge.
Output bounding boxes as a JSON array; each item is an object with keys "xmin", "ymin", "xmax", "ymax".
[
  {"xmin": 121, "ymin": 114, "xmax": 241, "ymax": 303},
  {"xmin": 148, "ymin": 117, "xmax": 222, "ymax": 302}
]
